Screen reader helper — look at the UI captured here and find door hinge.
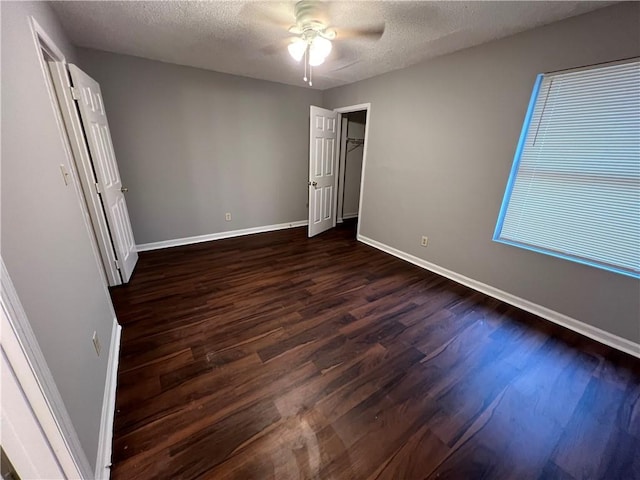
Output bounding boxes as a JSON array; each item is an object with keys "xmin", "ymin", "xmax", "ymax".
[
  {"xmin": 70, "ymin": 86, "xmax": 81, "ymax": 101},
  {"xmin": 114, "ymin": 259, "xmax": 120, "ymax": 270},
  {"xmin": 94, "ymin": 182, "xmax": 101, "ymax": 195}
]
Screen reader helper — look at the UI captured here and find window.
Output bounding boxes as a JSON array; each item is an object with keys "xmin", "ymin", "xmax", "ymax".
[{"xmin": 494, "ymin": 60, "xmax": 640, "ymax": 279}]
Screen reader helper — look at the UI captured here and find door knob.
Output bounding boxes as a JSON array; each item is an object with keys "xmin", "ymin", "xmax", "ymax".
[
  {"xmin": 308, "ymin": 181, "xmax": 318, "ymax": 188},
  {"xmin": 121, "ymin": 186, "xmax": 129, "ymax": 192}
]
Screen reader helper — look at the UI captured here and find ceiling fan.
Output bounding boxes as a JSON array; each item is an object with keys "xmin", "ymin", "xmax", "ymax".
[{"xmin": 254, "ymin": 1, "xmax": 385, "ymax": 86}]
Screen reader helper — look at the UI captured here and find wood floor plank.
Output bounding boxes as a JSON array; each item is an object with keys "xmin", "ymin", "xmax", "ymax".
[
  {"xmin": 551, "ymin": 376, "xmax": 630, "ymax": 480},
  {"xmin": 428, "ymin": 384, "xmax": 565, "ymax": 479},
  {"xmin": 367, "ymin": 424, "xmax": 450, "ymax": 480},
  {"xmin": 109, "ymin": 221, "xmax": 640, "ymax": 480}
]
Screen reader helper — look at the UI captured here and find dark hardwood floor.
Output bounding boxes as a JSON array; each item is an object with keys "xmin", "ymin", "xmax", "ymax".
[{"xmin": 110, "ymin": 221, "xmax": 640, "ymax": 480}]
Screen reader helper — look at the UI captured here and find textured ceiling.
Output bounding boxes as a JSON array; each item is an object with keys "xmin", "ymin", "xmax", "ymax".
[{"xmin": 51, "ymin": 1, "xmax": 613, "ymax": 90}]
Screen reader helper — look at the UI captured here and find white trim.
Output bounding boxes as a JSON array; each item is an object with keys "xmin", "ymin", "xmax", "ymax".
[
  {"xmin": 95, "ymin": 318, "xmax": 122, "ymax": 480},
  {"xmin": 333, "ymin": 103, "xmax": 371, "ymax": 239},
  {"xmin": 332, "ymin": 115, "xmax": 342, "ymax": 228},
  {"xmin": 1, "ymin": 349, "xmax": 66, "ymax": 479},
  {"xmin": 137, "ymin": 220, "xmax": 309, "ymax": 252},
  {"xmin": 342, "ymin": 213, "xmax": 359, "ymax": 220},
  {"xmin": 358, "ymin": 235, "xmax": 640, "ymax": 358},
  {"xmin": 1, "ymin": 259, "xmax": 90, "ymax": 478},
  {"xmin": 336, "ymin": 117, "xmax": 349, "ymax": 224}
]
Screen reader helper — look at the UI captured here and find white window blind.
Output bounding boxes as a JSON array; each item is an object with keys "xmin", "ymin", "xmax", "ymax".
[{"xmin": 494, "ymin": 60, "xmax": 640, "ymax": 278}]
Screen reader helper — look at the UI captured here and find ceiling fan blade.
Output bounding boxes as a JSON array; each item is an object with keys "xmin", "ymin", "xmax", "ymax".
[
  {"xmin": 336, "ymin": 24, "xmax": 385, "ymax": 41},
  {"xmin": 288, "ymin": 25, "xmax": 304, "ymax": 35},
  {"xmin": 325, "ymin": 43, "xmax": 359, "ymax": 71},
  {"xmin": 295, "ymin": 0, "xmax": 330, "ymax": 26},
  {"xmin": 240, "ymin": 3, "xmax": 294, "ymax": 29}
]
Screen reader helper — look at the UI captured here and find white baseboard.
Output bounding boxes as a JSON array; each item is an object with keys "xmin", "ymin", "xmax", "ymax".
[
  {"xmin": 95, "ymin": 318, "xmax": 122, "ymax": 480},
  {"xmin": 136, "ymin": 220, "xmax": 309, "ymax": 252},
  {"xmin": 358, "ymin": 235, "xmax": 640, "ymax": 359},
  {"xmin": 342, "ymin": 213, "xmax": 359, "ymax": 220}
]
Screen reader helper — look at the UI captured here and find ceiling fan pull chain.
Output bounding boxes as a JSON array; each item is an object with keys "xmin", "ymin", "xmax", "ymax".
[
  {"xmin": 303, "ymin": 45, "xmax": 308, "ymax": 82},
  {"xmin": 309, "ymin": 64, "xmax": 313, "ymax": 86}
]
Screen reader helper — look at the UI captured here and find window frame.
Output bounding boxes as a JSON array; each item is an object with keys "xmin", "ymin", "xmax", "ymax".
[{"xmin": 493, "ymin": 62, "xmax": 640, "ymax": 279}]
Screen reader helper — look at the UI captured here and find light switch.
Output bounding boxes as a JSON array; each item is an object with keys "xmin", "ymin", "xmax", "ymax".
[{"xmin": 59, "ymin": 164, "xmax": 71, "ymax": 186}]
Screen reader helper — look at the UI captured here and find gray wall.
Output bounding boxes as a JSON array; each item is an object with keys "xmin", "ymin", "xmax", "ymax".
[
  {"xmin": 1, "ymin": 1, "xmax": 117, "ymax": 470},
  {"xmin": 342, "ymin": 118, "xmax": 365, "ymax": 218},
  {"xmin": 77, "ymin": 49, "xmax": 323, "ymax": 245},
  {"xmin": 323, "ymin": 3, "xmax": 640, "ymax": 344}
]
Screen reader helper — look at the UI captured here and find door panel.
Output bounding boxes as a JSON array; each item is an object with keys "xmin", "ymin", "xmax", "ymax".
[
  {"xmin": 325, "ymin": 138, "xmax": 335, "ymax": 175},
  {"xmin": 314, "ymin": 189, "xmax": 322, "ymax": 223},
  {"xmin": 314, "ymin": 138, "xmax": 323, "ymax": 176},
  {"xmin": 308, "ymin": 106, "xmax": 338, "ymax": 237},
  {"xmin": 323, "ymin": 186, "xmax": 333, "ymax": 220},
  {"xmin": 69, "ymin": 64, "xmax": 138, "ymax": 283}
]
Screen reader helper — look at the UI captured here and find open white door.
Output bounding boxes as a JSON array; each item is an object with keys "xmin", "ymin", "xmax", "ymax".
[
  {"xmin": 308, "ymin": 105, "xmax": 338, "ymax": 237},
  {"xmin": 68, "ymin": 64, "xmax": 138, "ymax": 283}
]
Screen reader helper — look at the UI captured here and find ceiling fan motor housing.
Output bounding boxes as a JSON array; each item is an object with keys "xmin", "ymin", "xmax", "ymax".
[{"xmin": 293, "ymin": 1, "xmax": 336, "ymax": 39}]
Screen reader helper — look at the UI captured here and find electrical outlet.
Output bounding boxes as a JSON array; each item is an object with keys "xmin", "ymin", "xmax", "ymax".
[
  {"xmin": 225, "ymin": 212, "xmax": 232, "ymax": 221},
  {"xmin": 421, "ymin": 236, "xmax": 429, "ymax": 247},
  {"xmin": 92, "ymin": 331, "xmax": 101, "ymax": 356}
]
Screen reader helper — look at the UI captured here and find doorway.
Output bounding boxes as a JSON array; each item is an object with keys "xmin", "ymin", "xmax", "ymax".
[
  {"xmin": 33, "ymin": 20, "xmax": 138, "ymax": 286},
  {"xmin": 308, "ymin": 103, "xmax": 371, "ymax": 237},
  {"xmin": 337, "ymin": 110, "xmax": 367, "ymax": 228},
  {"xmin": 307, "ymin": 103, "xmax": 371, "ymax": 239}
]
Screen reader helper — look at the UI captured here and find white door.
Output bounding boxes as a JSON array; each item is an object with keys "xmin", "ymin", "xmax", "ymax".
[
  {"xmin": 68, "ymin": 64, "xmax": 138, "ymax": 283},
  {"xmin": 308, "ymin": 106, "xmax": 338, "ymax": 237}
]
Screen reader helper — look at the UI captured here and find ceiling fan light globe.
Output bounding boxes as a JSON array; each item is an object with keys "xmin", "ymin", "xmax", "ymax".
[
  {"xmin": 287, "ymin": 39, "xmax": 306, "ymax": 62},
  {"xmin": 312, "ymin": 36, "xmax": 332, "ymax": 58},
  {"xmin": 309, "ymin": 49, "xmax": 326, "ymax": 66}
]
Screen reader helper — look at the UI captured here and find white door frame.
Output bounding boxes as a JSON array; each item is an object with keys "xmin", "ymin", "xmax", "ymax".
[
  {"xmin": 1, "ymin": 259, "xmax": 90, "ymax": 479},
  {"xmin": 29, "ymin": 16, "xmax": 121, "ymax": 287},
  {"xmin": 333, "ymin": 103, "xmax": 371, "ymax": 239},
  {"xmin": 336, "ymin": 117, "xmax": 348, "ymax": 224}
]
